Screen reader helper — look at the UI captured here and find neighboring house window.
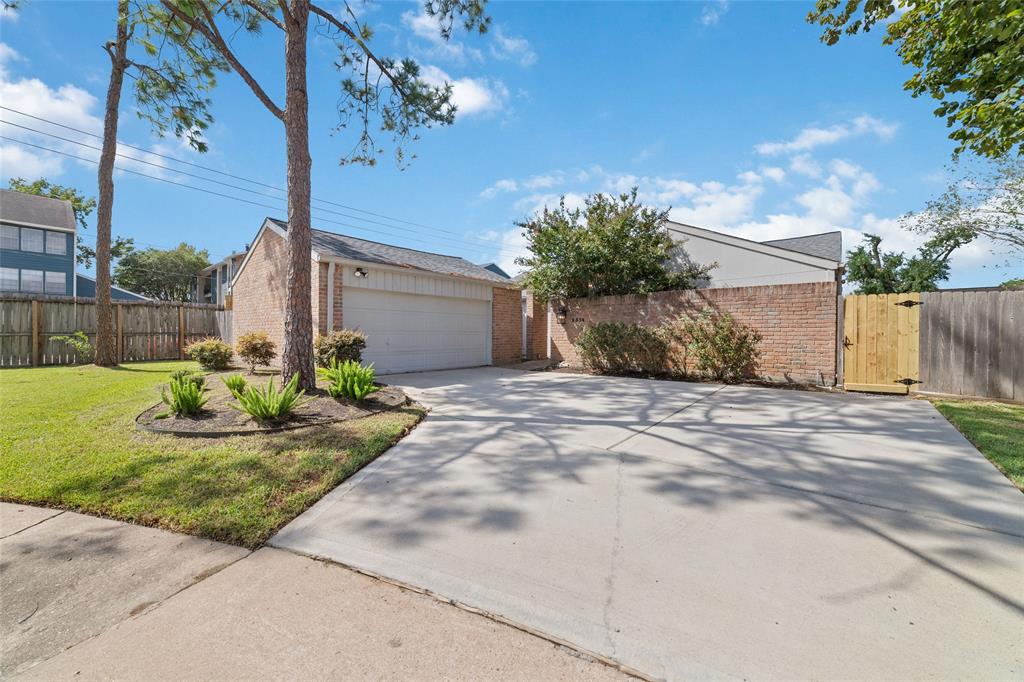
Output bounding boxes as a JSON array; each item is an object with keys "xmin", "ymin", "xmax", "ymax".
[
  {"xmin": 20, "ymin": 269, "xmax": 44, "ymax": 292},
  {"xmin": 0, "ymin": 267, "xmax": 17, "ymax": 291},
  {"xmin": 45, "ymin": 231, "xmax": 67, "ymax": 255},
  {"xmin": 44, "ymin": 271, "xmax": 66, "ymax": 295},
  {"xmin": 21, "ymin": 228, "xmax": 44, "ymax": 253},
  {"xmin": 0, "ymin": 225, "xmax": 18, "ymax": 250},
  {"xmin": 221, "ymin": 266, "xmax": 228, "ymax": 283}
]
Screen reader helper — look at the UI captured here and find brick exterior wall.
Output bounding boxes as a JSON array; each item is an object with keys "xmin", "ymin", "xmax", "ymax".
[
  {"xmin": 313, "ymin": 262, "xmax": 345, "ymax": 336},
  {"xmin": 524, "ymin": 290, "xmax": 547, "ymax": 360},
  {"xmin": 549, "ymin": 281, "xmax": 839, "ymax": 384},
  {"xmin": 491, "ymin": 286, "xmax": 522, "ymax": 364},
  {"xmin": 231, "ymin": 227, "xmax": 289, "ymax": 354}
]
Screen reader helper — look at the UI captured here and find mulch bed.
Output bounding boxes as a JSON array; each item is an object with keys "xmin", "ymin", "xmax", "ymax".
[{"xmin": 136, "ymin": 369, "xmax": 410, "ymax": 437}]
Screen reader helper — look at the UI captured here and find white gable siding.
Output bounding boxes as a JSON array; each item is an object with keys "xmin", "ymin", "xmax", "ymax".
[{"xmin": 668, "ymin": 225, "xmax": 838, "ymax": 289}]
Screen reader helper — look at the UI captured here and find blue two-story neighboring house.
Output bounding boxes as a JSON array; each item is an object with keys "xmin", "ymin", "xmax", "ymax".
[{"xmin": 0, "ymin": 189, "xmax": 147, "ymax": 300}]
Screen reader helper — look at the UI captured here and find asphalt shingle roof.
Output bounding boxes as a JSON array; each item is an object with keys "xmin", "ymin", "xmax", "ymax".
[
  {"xmin": 0, "ymin": 189, "xmax": 76, "ymax": 231},
  {"xmin": 268, "ymin": 218, "xmax": 514, "ymax": 285},
  {"xmin": 762, "ymin": 231, "xmax": 842, "ymax": 262}
]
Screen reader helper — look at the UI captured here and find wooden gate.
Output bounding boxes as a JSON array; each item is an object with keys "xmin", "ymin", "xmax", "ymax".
[{"xmin": 842, "ymin": 293, "xmax": 921, "ymax": 394}]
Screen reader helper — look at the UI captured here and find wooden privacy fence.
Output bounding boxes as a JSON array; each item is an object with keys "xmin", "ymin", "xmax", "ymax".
[
  {"xmin": 0, "ymin": 296, "xmax": 230, "ymax": 367},
  {"xmin": 918, "ymin": 290, "xmax": 1024, "ymax": 401},
  {"xmin": 842, "ymin": 290, "xmax": 1023, "ymax": 401}
]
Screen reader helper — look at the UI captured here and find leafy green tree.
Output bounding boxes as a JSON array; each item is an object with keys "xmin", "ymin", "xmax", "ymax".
[
  {"xmin": 905, "ymin": 158, "xmax": 1024, "ymax": 256},
  {"xmin": 1001, "ymin": 278, "xmax": 1024, "ymax": 291},
  {"xmin": 845, "ymin": 231, "xmax": 973, "ymax": 294},
  {"xmin": 808, "ymin": 0, "xmax": 1023, "ymax": 159},
  {"xmin": 113, "ymin": 242, "xmax": 211, "ymax": 302},
  {"xmin": 516, "ymin": 189, "xmax": 715, "ymax": 301},
  {"xmin": 155, "ymin": 0, "xmax": 491, "ymax": 389},
  {"xmin": 89, "ymin": 0, "xmax": 227, "ymax": 366}
]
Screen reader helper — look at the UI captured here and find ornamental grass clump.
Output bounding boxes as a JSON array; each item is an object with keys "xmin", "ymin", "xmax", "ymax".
[
  {"xmin": 231, "ymin": 373, "xmax": 308, "ymax": 421},
  {"xmin": 170, "ymin": 368, "xmax": 206, "ymax": 389},
  {"xmin": 318, "ymin": 359, "xmax": 380, "ymax": 401},
  {"xmin": 222, "ymin": 374, "xmax": 247, "ymax": 399},
  {"xmin": 159, "ymin": 373, "xmax": 209, "ymax": 417}
]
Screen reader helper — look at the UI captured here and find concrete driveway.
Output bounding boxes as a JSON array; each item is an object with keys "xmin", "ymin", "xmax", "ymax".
[{"xmin": 272, "ymin": 368, "xmax": 1024, "ymax": 680}]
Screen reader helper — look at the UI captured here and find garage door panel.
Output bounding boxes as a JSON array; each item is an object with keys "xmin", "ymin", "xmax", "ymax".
[{"xmin": 343, "ymin": 288, "xmax": 490, "ymax": 374}]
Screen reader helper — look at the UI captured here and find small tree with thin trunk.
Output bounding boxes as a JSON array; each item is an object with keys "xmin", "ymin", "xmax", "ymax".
[
  {"xmin": 92, "ymin": 0, "xmax": 226, "ymax": 366},
  {"xmin": 155, "ymin": 0, "xmax": 490, "ymax": 389}
]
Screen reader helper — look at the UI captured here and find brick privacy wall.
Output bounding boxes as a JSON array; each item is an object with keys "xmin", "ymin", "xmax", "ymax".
[
  {"xmin": 550, "ymin": 282, "xmax": 838, "ymax": 383},
  {"xmin": 491, "ymin": 287, "xmax": 522, "ymax": 364},
  {"xmin": 524, "ymin": 290, "xmax": 547, "ymax": 360}
]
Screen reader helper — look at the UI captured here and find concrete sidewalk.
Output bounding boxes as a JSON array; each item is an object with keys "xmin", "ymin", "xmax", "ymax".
[{"xmin": 2, "ymin": 503, "xmax": 626, "ymax": 680}]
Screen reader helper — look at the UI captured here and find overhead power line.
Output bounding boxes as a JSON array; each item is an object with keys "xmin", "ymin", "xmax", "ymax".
[
  {"xmin": 1, "ymin": 135, "xmax": 530, "ymax": 260},
  {"xmin": 0, "ymin": 105, "xmax": 528, "ymax": 255}
]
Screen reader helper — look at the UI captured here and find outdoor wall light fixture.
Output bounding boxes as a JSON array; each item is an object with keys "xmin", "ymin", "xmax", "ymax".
[
  {"xmin": 354, "ymin": 267, "xmax": 368, "ymax": 278},
  {"xmin": 556, "ymin": 305, "xmax": 568, "ymax": 323}
]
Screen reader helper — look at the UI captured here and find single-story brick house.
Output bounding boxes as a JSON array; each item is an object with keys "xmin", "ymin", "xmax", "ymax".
[{"xmin": 230, "ymin": 218, "xmax": 521, "ymax": 374}]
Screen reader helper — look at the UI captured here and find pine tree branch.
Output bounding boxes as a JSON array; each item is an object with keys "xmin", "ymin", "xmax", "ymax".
[
  {"xmin": 159, "ymin": 0, "xmax": 284, "ymax": 120},
  {"xmin": 308, "ymin": 2, "xmax": 411, "ymax": 101},
  {"xmin": 238, "ymin": 0, "xmax": 284, "ymax": 31}
]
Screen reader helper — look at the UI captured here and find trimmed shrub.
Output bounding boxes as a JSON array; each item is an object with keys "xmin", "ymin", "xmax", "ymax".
[
  {"xmin": 314, "ymin": 329, "xmax": 366, "ymax": 368},
  {"xmin": 575, "ymin": 321, "xmax": 671, "ymax": 375},
  {"xmin": 235, "ymin": 332, "xmax": 277, "ymax": 373},
  {"xmin": 672, "ymin": 311, "xmax": 761, "ymax": 382},
  {"xmin": 50, "ymin": 331, "xmax": 94, "ymax": 364},
  {"xmin": 185, "ymin": 338, "xmax": 233, "ymax": 370},
  {"xmin": 159, "ymin": 373, "xmax": 209, "ymax": 417},
  {"xmin": 318, "ymin": 359, "xmax": 380, "ymax": 401},
  {"xmin": 231, "ymin": 373, "xmax": 309, "ymax": 421},
  {"xmin": 222, "ymin": 373, "xmax": 247, "ymax": 398}
]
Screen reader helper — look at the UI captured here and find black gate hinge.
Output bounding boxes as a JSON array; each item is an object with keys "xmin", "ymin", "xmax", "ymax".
[
  {"xmin": 895, "ymin": 378, "xmax": 921, "ymax": 386},
  {"xmin": 894, "ymin": 300, "xmax": 923, "ymax": 308}
]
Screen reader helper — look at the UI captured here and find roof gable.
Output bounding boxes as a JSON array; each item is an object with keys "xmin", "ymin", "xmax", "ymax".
[
  {"xmin": 253, "ymin": 218, "xmax": 513, "ymax": 286},
  {"xmin": 762, "ymin": 232, "xmax": 842, "ymax": 262},
  {"xmin": 0, "ymin": 189, "xmax": 76, "ymax": 231}
]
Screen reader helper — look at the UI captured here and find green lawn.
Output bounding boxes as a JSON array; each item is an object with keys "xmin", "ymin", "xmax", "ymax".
[
  {"xmin": 931, "ymin": 399, "xmax": 1024, "ymax": 491},
  {"xmin": 0, "ymin": 361, "xmax": 422, "ymax": 547}
]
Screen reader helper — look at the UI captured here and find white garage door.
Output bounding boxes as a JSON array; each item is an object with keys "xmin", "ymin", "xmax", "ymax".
[{"xmin": 343, "ymin": 288, "xmax": 491, "ymax": 374}]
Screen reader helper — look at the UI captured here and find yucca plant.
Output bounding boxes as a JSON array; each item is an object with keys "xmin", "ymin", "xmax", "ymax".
[
  {"xmin": 222, "ymin": 374, "xmax": 248, "ymax": 399},
  {"xmin": 159, "ymin": 373, "xmax": 209, "ymax": 417},
  {"xmin": 318, "ymin": 359, "xmax": 380, "ymax": 401},
  {"xmin": 170, "ymin": 369, "xmax": 206, "ymax": 389},
  {"xmin": 231, "ymin": 373, "xmax": 308, "ymax": 421}
]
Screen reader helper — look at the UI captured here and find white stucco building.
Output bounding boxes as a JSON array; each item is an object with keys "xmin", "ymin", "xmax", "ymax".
[{"xmin": 667, "ymin": 222, "xmax": 843, "ymax": 289}]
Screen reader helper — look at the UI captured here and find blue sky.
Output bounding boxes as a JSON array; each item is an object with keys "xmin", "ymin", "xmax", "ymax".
[{"xmin": 1, "ymin": 0, "xmax": 1019, "ymax": 288}]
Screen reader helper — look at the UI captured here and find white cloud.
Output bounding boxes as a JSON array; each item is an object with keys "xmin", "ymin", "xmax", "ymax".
[
  {"xmin": 420, "ymin": 65, "xmax": 508, "ymax": 116},
  {"xmin": 790, "ymin": 154, "xmax": 822, "ymax": 178},
  {"xmin": 700, "ymin": 0, "xmax": 729, "ymax": 26},
  {"xmin": 489, "ymin": 225, "xmax": 529, "ymax": 277},
  {"xmin": 401, "ymin": 10, "xmax": 482, "ymax": 64},
  {"xmin": 514, "ymin": 191, "xmax": 587, "ymax": 216},
  {"xmin": 0, "ymin": 43, "xmax": 180, "ymax": 180},
  {"xmin": 479, "ymin": 178, "xmax": 518, "ymax": 199},
  {"xmin": 761, "ymin": 166, "xmax": 786, "ymax": 183},
  {"xmin": 490, "ymin": 26, "xmax": 536, "ymax": 67},
  {"xmin": 756, "ymin": 114, "xmax": 899, "ymax": 155}
]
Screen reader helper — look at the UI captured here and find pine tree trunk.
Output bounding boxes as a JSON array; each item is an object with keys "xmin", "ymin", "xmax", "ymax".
[
  {"xmin": 281, "ymin": 0, "xmax": 315, "ymax": 389},
  {"xmin": 94, "ymin": 0, "xmax": 129, "ymax": 367}
]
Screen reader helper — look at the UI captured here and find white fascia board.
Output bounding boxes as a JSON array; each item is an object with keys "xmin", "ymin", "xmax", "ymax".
[
  {"xmin": 667, "ymin": 222, "xmax": 839, "ymax": 269},
  {"xmin": 317, "ymin": 254, "xmax": 517, "ymax": 289},
  {"xmin": 1, "ymin": 218, "xmax": 76, "ymax": 233}
]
